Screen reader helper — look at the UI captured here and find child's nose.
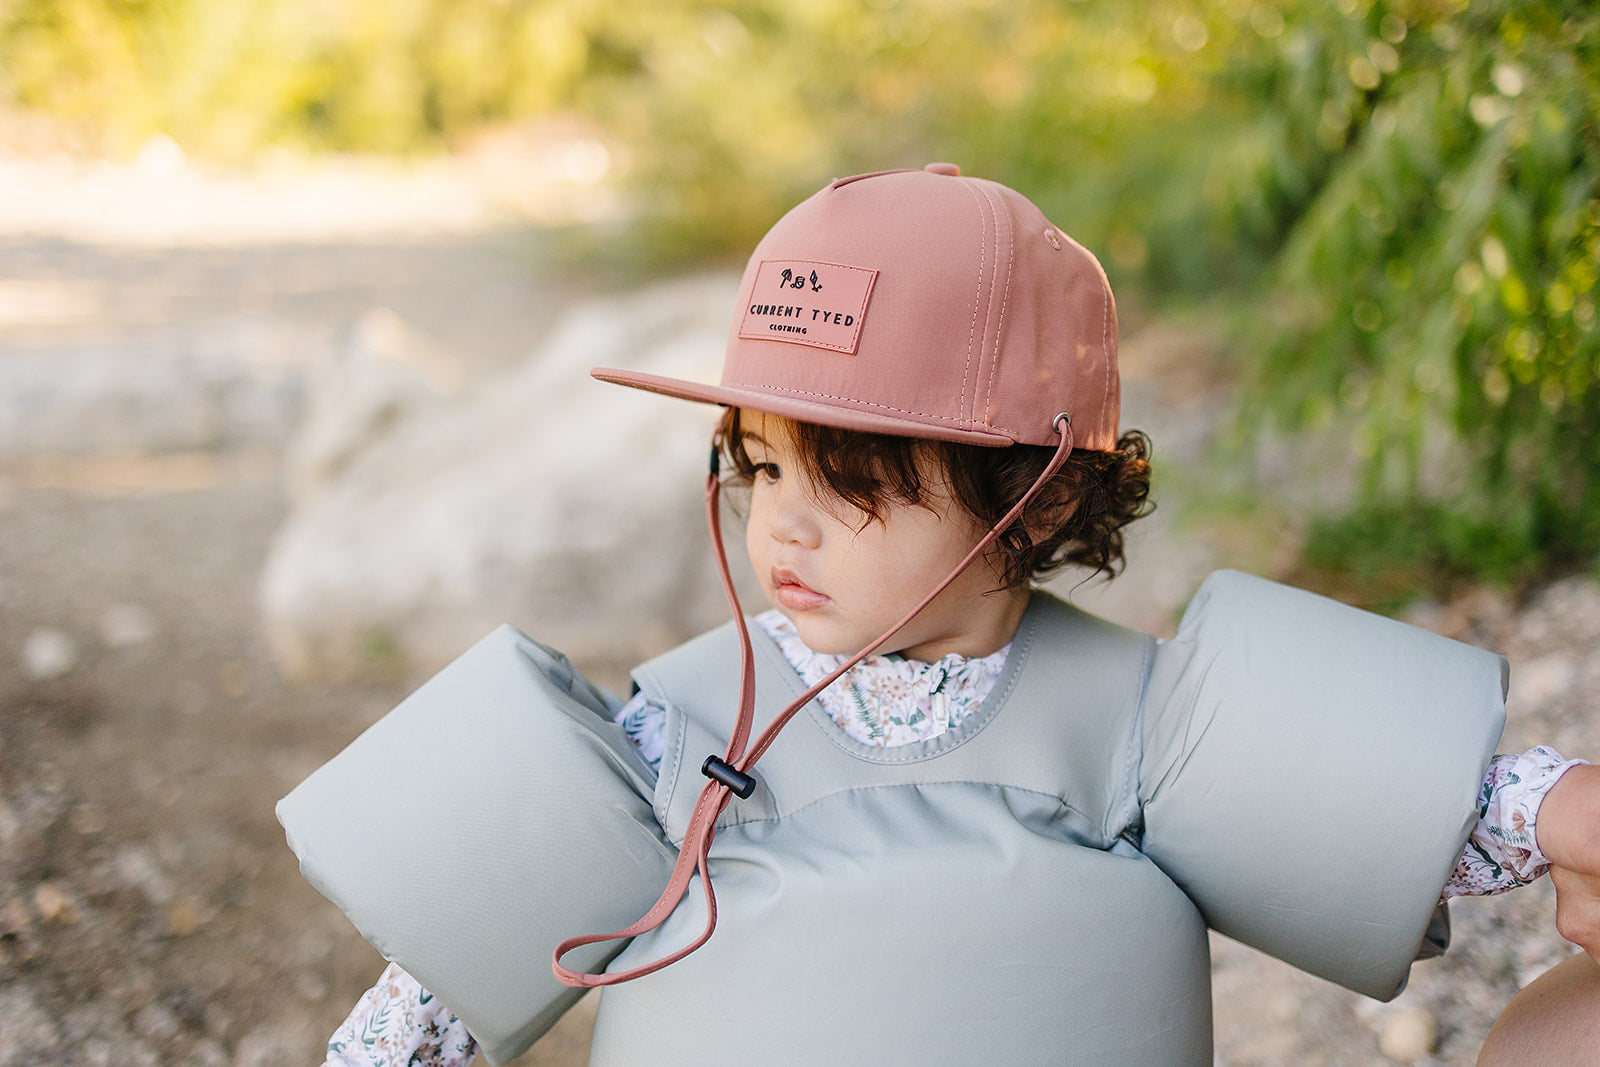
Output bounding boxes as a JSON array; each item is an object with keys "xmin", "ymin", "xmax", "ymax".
[{"xmin": 768, "ymin": 482, "xmax": 823, "ymax": 549}]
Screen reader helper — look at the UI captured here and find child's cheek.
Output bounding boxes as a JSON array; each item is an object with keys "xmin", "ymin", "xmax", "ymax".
[{"xmin": 743, "ymin": 507, "xmax": 773, "ymax": 592}]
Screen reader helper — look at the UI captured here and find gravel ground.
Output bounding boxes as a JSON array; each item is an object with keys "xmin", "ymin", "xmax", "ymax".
[{"xmin": 1, "ymin": 149, "xmax": 1596, "ymax": 1066}]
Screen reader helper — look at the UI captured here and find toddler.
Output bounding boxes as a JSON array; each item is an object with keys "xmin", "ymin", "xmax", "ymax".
[{"xmin": 291, "ymin": 165, "xmax": 1600, "ymax": 1065}]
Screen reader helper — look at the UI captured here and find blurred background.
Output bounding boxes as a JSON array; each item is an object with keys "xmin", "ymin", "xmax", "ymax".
[{"xmin": 0, "ymin": 0, "xmax": 1596, "ymax": 1063}]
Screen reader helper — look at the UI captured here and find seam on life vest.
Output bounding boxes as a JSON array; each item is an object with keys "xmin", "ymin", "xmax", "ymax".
[
  {"xmin": 649, "ymin": 624, "xmax": 790, "ymax": 838},
  {"xmin": 685, "ymin": 625, "xmax": 790, "ymax": 830},
  {"xmin": 795, "ymin": 598, "xmax": 1043, "ymax": 765},
  {"xmin": 710, "ymin": 614, "xmax": 1082, "ymax": 833},
  {"xmin": 717, "ymin": 780, "xmax": 1098, "ymax": 839},
  {"xmin": 622, "ymin": 809, "xmax": 680, "ymax": 864},
  {"xmin": 636, "ymin": 663, "xmax": 688, "ymax": 845},
  {"xmin": 1140, "ymin": 654, "xmax": 1221, "ymax": 806},
  {"xmin": 1110, "ymin": 633, "xmax": 1155, "ymax": 842}
]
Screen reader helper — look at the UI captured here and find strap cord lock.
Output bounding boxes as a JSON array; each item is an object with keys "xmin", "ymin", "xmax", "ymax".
[{"xmin": 702, "ymin": 755, "xmax": 756, "ymax": 799}]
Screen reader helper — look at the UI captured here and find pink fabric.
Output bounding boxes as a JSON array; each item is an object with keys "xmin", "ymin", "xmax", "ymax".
[{"xmin": 593, "ymin": 165, "xmax": 1120, "ymax": 448}]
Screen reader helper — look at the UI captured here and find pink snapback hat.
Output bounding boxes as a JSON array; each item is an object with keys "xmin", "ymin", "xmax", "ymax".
[{"xmin": 593, "ymin": 163, "xmax": 1120, "ymax": 449}]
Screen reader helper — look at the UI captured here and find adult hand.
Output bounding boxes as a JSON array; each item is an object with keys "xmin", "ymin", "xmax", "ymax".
[
  {"xmin": 1550, "ymin": 866, "xmax": 1600, "ymax": 962},
  {"xmin": 1479, "ymin": 763, "xmax": 1600, "ymax": 1064},
  {"xmin": 1536, "ymin": 764, "xmax": 1600, "ymax": 961}
]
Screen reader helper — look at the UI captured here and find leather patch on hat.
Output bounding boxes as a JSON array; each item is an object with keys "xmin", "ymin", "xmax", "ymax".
[{"xmin": 738, "ymin": 260, "xmax": 877, "ymax": 354}]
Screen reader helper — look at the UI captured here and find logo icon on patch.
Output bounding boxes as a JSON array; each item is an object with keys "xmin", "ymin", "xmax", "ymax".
[
  {"xmin": 739, "ymin": 260, "xmax": 877, "ymax": 354},
  {"xmin": 778, "ymin": 268, "xmax": 823, "ymax": 292}
]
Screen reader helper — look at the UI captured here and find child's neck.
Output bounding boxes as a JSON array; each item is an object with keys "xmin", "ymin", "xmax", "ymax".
[{"xmin": 891, "ymin": 586, "xmax": 1031, "ymax": 663}]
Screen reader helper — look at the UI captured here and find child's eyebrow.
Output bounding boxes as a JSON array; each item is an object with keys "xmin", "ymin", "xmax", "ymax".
[{"xmin": 738, "ymin": 430, "xmax": 771, "ymax": 449}]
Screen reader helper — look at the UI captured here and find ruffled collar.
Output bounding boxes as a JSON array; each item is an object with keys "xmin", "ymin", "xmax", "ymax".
[{"xmin": 754, "ymin": 610, "xmax": 1010, "ymax": 748}]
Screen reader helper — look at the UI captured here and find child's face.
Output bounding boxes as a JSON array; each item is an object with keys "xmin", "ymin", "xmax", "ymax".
[{"xmin": 738, "ymin": 412, "xmax": 1030, "ymax": 662}]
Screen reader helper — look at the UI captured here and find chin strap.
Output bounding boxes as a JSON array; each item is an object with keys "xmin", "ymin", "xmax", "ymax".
[{"xmin": 553, "ymin": 414, "xmax": 1075, "ymax": 987}]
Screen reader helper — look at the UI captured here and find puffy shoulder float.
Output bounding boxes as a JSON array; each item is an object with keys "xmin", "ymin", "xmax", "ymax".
[{"xmin": 279, "ymin": 571, "xmax": 1506, "ymax": 1065}]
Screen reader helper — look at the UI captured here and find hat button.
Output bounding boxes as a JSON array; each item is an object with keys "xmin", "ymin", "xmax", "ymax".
[{"xmin": 923, "ymin": 162, "xmax": 961, "ymax": 176}]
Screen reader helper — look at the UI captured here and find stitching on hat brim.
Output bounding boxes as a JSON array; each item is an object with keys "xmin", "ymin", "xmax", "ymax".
[
  {"xmin": 592, "ymin": 367, "xmax": 1105, "ymax": 447},
  {"xmin": 588, "ymin": 367, "xmax": 1018, "ymax": 445}
]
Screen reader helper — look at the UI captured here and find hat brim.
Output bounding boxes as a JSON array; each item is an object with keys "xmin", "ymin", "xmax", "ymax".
[{"xmin": 591, "ymin": 367, "xmax": 1016, "ymax": 447}]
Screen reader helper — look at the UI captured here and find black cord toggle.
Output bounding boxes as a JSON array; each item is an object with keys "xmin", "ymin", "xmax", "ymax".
[{"xmin": 702, "ymin": 755, "xmax": 756, "ymax": 799}]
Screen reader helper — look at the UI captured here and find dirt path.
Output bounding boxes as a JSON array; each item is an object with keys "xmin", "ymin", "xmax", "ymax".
[
  {"xmin": 0, "ymin": 151, "xmax": 599, "ymax": 1065},
  {"xmin": 1, "ymin": 152, "xmax": 1596, "ymax": 1066}
]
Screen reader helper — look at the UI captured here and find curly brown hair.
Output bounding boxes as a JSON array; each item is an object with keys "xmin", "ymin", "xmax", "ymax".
[{"xmin": 716, "ymin": 408, "xmax": 1153, "ymax": 588}]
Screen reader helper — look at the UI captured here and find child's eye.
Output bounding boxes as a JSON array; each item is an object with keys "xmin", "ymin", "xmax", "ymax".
[{"xmin": 753, "ymin": 462, "xmax": 781, "ymax": 482}]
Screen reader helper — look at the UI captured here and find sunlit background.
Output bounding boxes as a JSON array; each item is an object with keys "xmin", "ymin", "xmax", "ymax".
[{"xmin": 0, "ymin": 1, "xmax": 1596, "ymax": 1064}]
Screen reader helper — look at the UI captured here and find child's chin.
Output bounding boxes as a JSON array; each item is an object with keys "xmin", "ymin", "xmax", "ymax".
[{"xmin": 787, "ymin": 618, "xmax": 869, "ymax": 657}]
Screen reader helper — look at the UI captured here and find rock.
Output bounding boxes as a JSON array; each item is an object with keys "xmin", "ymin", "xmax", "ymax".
[
  {"xmin": 111, "ymin": 845, "xmax": 174, "ymax": 906},
  {"xmin": 116, "ymin": 1042, "xmax": 159, "ymax": 1067},
  {"xmin": 22, "ymin": 628, "xmax": 76, "ymax": 679},
  {"xmin": 260, "ymin": 273, "xmax": 743, "ymax": 681},
  {"xmin": 233, "ymin": 1021, "xmax": 318, "ymax": 1067},
  {"xmin": 165, "ymin": 899, "xmax": 206, "ymax": 937},
  {"xmin": 0, "ymin": 899, "xmax": 29, "ymax": 937},
  {"xmin": 190, "ymin": 1038, "xmax": 229, "ymax": 1067},
  {"xmin": 32, "ymin": 881, "xmax": 77, "ymax": 925},
  {"xmin": 0, "ymin": 989, "xmax": 62, "ymax": 1065},
  {"xmin": 68, "ymin": 802, "xmax": 106, "ymax": 836},
  {"xmin": 1377, "ymin": 1005, "xmax": 1438, "ymax": 1062},
  {"xmin": 35, "ymin": 762, "xmax": 65, "ymax": 793},
  {"xmin": 284, "ymin": 306, "xmax": 464, "ymax": 501},
  {"xmin": 133, "ymin": 1003, "xmax": 179, "ymax": 1042},
  {"xmin": 1531, "ymin": 577, "xmax": 1600, "ymax": 637},
  {"xmin": 0, "ymin": 325, "xmax": 308, "ymax": 460},
  {"xmin": 1507, "ymin": 653, "xmax": 1576, "ymax": 713},
  {"xmin": 100, "ymin": 603, "xmax": 156, "ymax": 648},
  {"xmin": 78, "ymin": 1038, "xmax": 114, "ymax": 1067},
  {"xmin": 0, "ymin": 797, "xmax": 20, "ymax": 850},
  {"xmin": 219, "ymin": 659, "xmax": 251, "ymax": 698}
]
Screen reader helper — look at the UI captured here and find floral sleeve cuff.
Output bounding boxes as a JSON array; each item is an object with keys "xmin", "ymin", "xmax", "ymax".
[
  {"xmin": 616, "ymin": 689, "xmax": 668, "ymax": 771},
  {"xmin": 325, "ymin": 962, "xmax": 478, "ymax": 1067},
  {"xmin": 1441, "ymin": 746, "xmax": 1589, "ymax": 900}
]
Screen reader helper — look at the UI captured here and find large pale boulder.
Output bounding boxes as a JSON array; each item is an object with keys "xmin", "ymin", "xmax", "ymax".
[
  {"xmin": 260, "ymin": 274, "xmax": 743, "ymax": 683},
  {"xmin": 284, "ymin": 306, "xmax": 465, "ymax": 501},
  {"xmin": 0, "ymin": 323, "xmax": 309, "ymax": 460}
]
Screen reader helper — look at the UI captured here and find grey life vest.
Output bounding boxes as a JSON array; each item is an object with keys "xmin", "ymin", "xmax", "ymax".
[
  {"xmin": 591, "ymin": 590, "xmax": 1214, "ymax": 1064},
  {"xmin": 278, "ymin": 570, "xmax": 1507, "ymax": 1065}
]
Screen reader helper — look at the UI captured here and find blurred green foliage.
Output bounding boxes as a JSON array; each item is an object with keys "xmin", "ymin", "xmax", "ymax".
[
  {"xmin": 0, "ymin": 0, "xmax": 591, "ymax": 156},
  {"xmin": 1232, "ymin": 0, "xmax": 1600, "ymax": 591},
  {"xmin": 1, "ymin": 0, "xmax": 1595, "ymax": 588}
]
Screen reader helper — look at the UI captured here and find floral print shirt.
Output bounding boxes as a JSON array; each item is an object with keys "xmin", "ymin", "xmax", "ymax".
[
  {"xmin": 620, "ymin": 610, "xmax": 1011, "ymax": 754},
  {"xmin": 1448, "ymin": 744, "xmax": 1579, "ymax": 898},
  {"xmin": 325, "ymin": 962, "xmax": 476, "ymax": 1067},
  {"xmin": 323, "ymin": 610, "xmax": 1582, "ymax": 1066}
]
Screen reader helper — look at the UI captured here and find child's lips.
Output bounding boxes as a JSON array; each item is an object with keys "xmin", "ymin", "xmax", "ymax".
[{"xmin": 771, "ymin": 568, "xmax": 830, "ymax": 612}]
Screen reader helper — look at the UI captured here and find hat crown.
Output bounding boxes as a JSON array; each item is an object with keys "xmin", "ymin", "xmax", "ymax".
[
  {"xmin": 720, "ymin": 167, "xmax": 1119, "ymax": 448},
  {"xmin": 592, "ymin": 166, "xmax": 1119, "ymax": 450}
]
